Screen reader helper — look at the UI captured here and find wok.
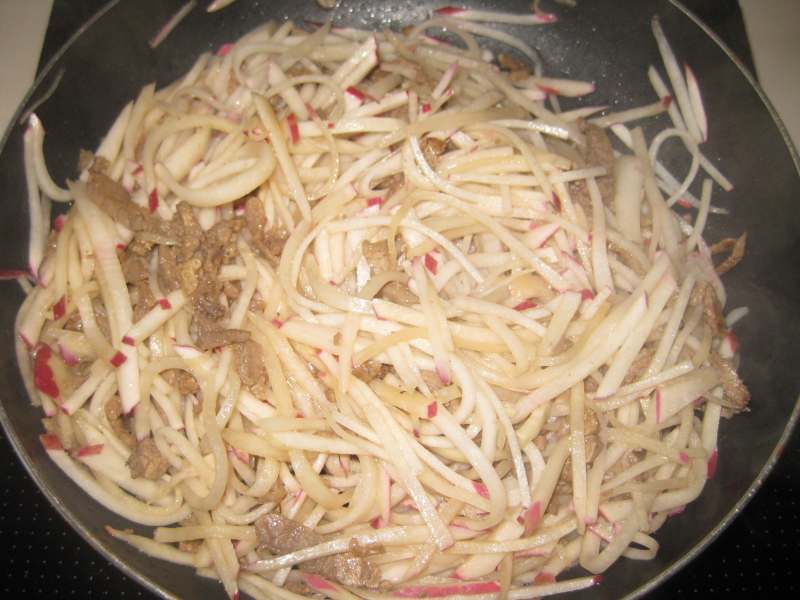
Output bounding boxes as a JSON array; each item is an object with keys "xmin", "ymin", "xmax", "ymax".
[{"xmin": 0, "ymin": 1, "xmax": 798, "ymax": 598}]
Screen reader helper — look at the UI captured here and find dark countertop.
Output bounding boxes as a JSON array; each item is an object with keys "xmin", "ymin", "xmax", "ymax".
[{"xmin": 1, "ymin": 1, "xmax": 797, "ymax": 598}]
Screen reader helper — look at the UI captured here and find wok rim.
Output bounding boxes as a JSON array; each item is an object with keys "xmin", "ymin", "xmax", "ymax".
[{"xmin": 0, "ymin": 1, "xmax": 798, "ymax": 599}]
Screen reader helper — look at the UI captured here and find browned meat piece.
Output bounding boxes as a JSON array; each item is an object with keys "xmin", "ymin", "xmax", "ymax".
[
  {"xmin": 376, "ymin": 172, "xmax": 404, "ymax": 195},
  {"xmin": 710, "ymin": 352, "xmax": 750, "ymax": 413},
  {"xmin": 175, "ymin": 202, "xmax": 202, "ymax": 262},
  {"xmin": 244, "ymin": 195, "xmax": 266, "ymax": 240},
  {"xmin": 127, "ymin": 437, "xmax": 170, "ymax": 480},
  {"xmin": 583, "ymin": 124, "xmax": 615, "ymax": 172},
  {"xmin": 87, "ymin": 172, "xmax": 179, "ymax": 241},
  {"xmin": 206, "ymin": 218, "xmax": 244, "ymax": 263},
  {"xmin": 352, "ymin": 360, "xmax": 389, "ymax": 384},
  {"xmin": 710, "ymin": 232, "xmax": 746, "ymax": 275},
  {"xmin": 362, "ymin": 240, "xmax": 392, "ymax": 274},
  {"xmin": 162, "ymin": 369, "xmax": 199, "ymax": 395},
  {"xmin": 234, "ymin": 340, "xmax": 266, "ymax": 387},
  {"xmin": 104, "ymin": 395, "xmax": 136, "ymax": 448},
  {"xmin": 91, "ymin": 297, "xmax": 111, "ymax": 341},
  {"xmin": 243, "ymin": 194, "xmax": 287, "ymax": 262},
  {"xmin": 178, "ymin": 257, "xmax": 202, "ymax": 296},
  {"xmin": 127, "ymin": 237, "xmax": 155, "ymax": 257},
  {"xmin": 378, "ymin": 281, "xmax": 418, "ymax": 305},
  {"xmin": 568, "ymin": 122, "xmax": 616, "ymax": 207},
  {"xmin": 259, "ymin": 227, "xmax": 289, "ymax": 263},
  {"xmin": 195, "ymin": 328, "xmax": 251, "ymax": 351},
  {"xmin": 255, "ymin": 514, "xmax": 381, "ymax": 588},
  {"xmin": 622, "ymin": 347, "xmax": 655, "ymax": 385},
  {"xmin": 223, "ymin": 281, "xmax": 241, "ymax": 300},
  {"xmin": 131, "ymin": 281, "xmax": 156, "ymax": 322},
  {"xmin": 692, "ymin": 281, "xmax": 725, "ymax": 335},
  {"xmin": 78, "ymin": 149, "xmax": 95, "ymax": 172},
  {"xmin": 157, "ymin": 246, "xmax": 180, "ymax": 293},
  {"xmin": 121, "ymin": 253, "xmax": 149, "ymax": 283},
  {"xmin": 498, "ymin": 53, "xmax": 532, "ymax": 83},
  {"xmin": 420, "ymin": 137, "xmax": 447, "ymax": 168}
]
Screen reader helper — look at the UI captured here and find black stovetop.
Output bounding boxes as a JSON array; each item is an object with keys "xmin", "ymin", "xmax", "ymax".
[{"xmin": 1, "ymin": 1, "xmax": 797, "ymax": 598}]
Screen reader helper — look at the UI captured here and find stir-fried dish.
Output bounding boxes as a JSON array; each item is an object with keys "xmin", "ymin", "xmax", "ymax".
[{"xmin": 12, "ymin": 6, "xmax": 749, "ymax": 599}]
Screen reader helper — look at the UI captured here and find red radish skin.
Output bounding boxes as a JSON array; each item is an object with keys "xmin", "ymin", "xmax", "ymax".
[
  {"xmin": 287, "ymin": 114, "xmax": 300, "ymax": 143},
  {"xmin": 110, "ymin": 351, "xmax": 128, "ymax": 367},
  {"xmin": 52, "ymin": 295, "xmax": 66, "ymax": 320},
  {"xmin": 551, "ymin": 193, "xmax": 562, "ymax": 213},
  {"xmin": 57, "ymin": 344, "xmax": 80, "ymax": 366},
  {"xmin": 271, "ymin": 318, "xmax": 283, "ymax": 328},
  {"xmin": 427, "ymin": 402, "xmax": 438, "ymax": 418},
  {"xmin": 303, "ymin": 574, "xmax": 337, "ymax": 592},
  {"xmin": 580, "ymin": 289, "xmax": 594, "ymax": 301},
  {"xmin": 534, "ymin": 572, "xmax": 556, "ymax": 585},
  {"xmin": 148, "ymin": 189, "xmax": 159, "ymax": 213},
  {"xmin": 707, "ymin": 449, "xmax": 718, "ymax": 479},
  {"xmin": 725, "ymin": 331, "xmax": 739, "ymax": 355},
  {"xmin": 158, "ymin": 298, "xmax": 172, "ymax": 309},
  {"xmin": 514, "ymin": 298, "xmax": 537, "ymax": 311},
  {"xmin": 395, "ymin": 581, "xmax": 500, "ymax": 598},
  {"xmin": 593, "ymin": 575, "xmax": 604, "ymax": 585},
  {"xmin": 421, "ymin": 102, "xmax": 432, "ymax": 113},
  {"xmin": 655, "ymin": 389, "xmax": 662, "ymax": 423},
  {"xmin": 668, "ymin": 505, "xmax": 686, "ymax": 517},
  {"xmin": 679, "ymin": 451, "xmax": 690, "ymax": 465},
  {"xmin": 34, "ymin": 345, "xmax": 60, "ymax": 399},
  {"xmin": 77, "ymin": 444, "xmax": 104, "ymax": 457},
  {"xmin": 216, "ymin": 43, "xmax": 233, "ymax": 56},
  {"xmin": 0, "ymin": 269, "xmax": 33, "ymax": 280},
  {"xmin": 676, "ymin": 197, "xmax": 692, "ymax": 208},
  {"xmin": 472, "ymin": 481, "xmax": 489, "ymax": 499},
  {"xmin": 367, "ymin": 197, "xmax": 384, "ymax": 207},
  {"xmin": 434, "ymin": 6, "xmax": 464, "ymax": 15},
  {"xmin": 346, "ymin": 86, "xmax": 365, "ymax": 101},
  {"xmin": 122, "ymin": 336, "xmax": 135, "ymax": 346},
  {"xmin": 424, "ymin": 253, "xmax": 438, "ymax": 275},
  {"xmin": 435, "ymin": 361, "xmax": 451, "ymax": 385},
  {"xmin": 661, "ymin": 95, "xmax": 673, "ymax": 107},
  {"xmin": 534, "ymin": 10, "xmax": 558, "ymax": 23},
  {"xmin": 53, "ymin": 214, "xmax": 67, "ymax": 232},
  {"xmin": 40, "ymin": 433, "xmax": 63, "ymax": 451},
  {"xmin": 523, "ymin": 501, "xmax": 541, "ymax": 535}
]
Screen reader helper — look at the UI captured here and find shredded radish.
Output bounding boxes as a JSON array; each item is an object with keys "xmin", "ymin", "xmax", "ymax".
[{"xmin": 9, "ymin": 7, "xmax": 750, "ymax": 600}]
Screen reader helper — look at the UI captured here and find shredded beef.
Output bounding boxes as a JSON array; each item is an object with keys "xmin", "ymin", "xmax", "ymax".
[
  {"xmin": 157, "ymin": 246, "xmax": 181, "ymax": 293},
  {"xmin": 104, "ymin": 395, "xmax": 136, "ymax": 448},
  {"xmin": 162, "ymin": 369, "xmax": 200, "ymax": 395},
  {"xmin": 362, "ymin": 240, "xmax": 392, "ymax": 274},
  {"xmin": 234, "ymin": 340, "xmax": 266, "ymax": 387},
  {"xmin": 352, "ymin": 360, "xmax": 389, "ymax": 383},
  {"xmin": 255, "ymin": 514, "xmax": 381, "ymax": 588},
  {"xmin": 710, "ymin": 352, "xmax": 750, "ymax": 413},
  {"xmin": 710, "ymin": 232, "xmax": 747, "ymax": 275},
  {"xmin": 568, "ymin": 122, "xmax": 616, "ymax": 209},
  {"xmin": 127, "ymin": 437, "xmax": 170, "ymax": 480},
  {"xmin": 195, "ymin": 328, "xmax": 251, "ymax": 351},
  {"xmin": 420, "ymin": 136, "xmax": 447, "ymax": 168},
  {"xmin": 120, "ymin": 253, "xmax": 149, "ymax": 283},
  {"xmin": 86, "ymin": 172, "xmax": 177, "ymax": 241},
  {"xmin": 691, "ymin": 281, "xmax": 725, "ymax": 335},
  {"xmin": 379, "ymin": 281, "xmax": 418, "ymax": 305}
]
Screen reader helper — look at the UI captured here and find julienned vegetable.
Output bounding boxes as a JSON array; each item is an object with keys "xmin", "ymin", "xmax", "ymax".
[{"xmin": 12, "ymin": 6, "xmax": 750, "ymax": 600}]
